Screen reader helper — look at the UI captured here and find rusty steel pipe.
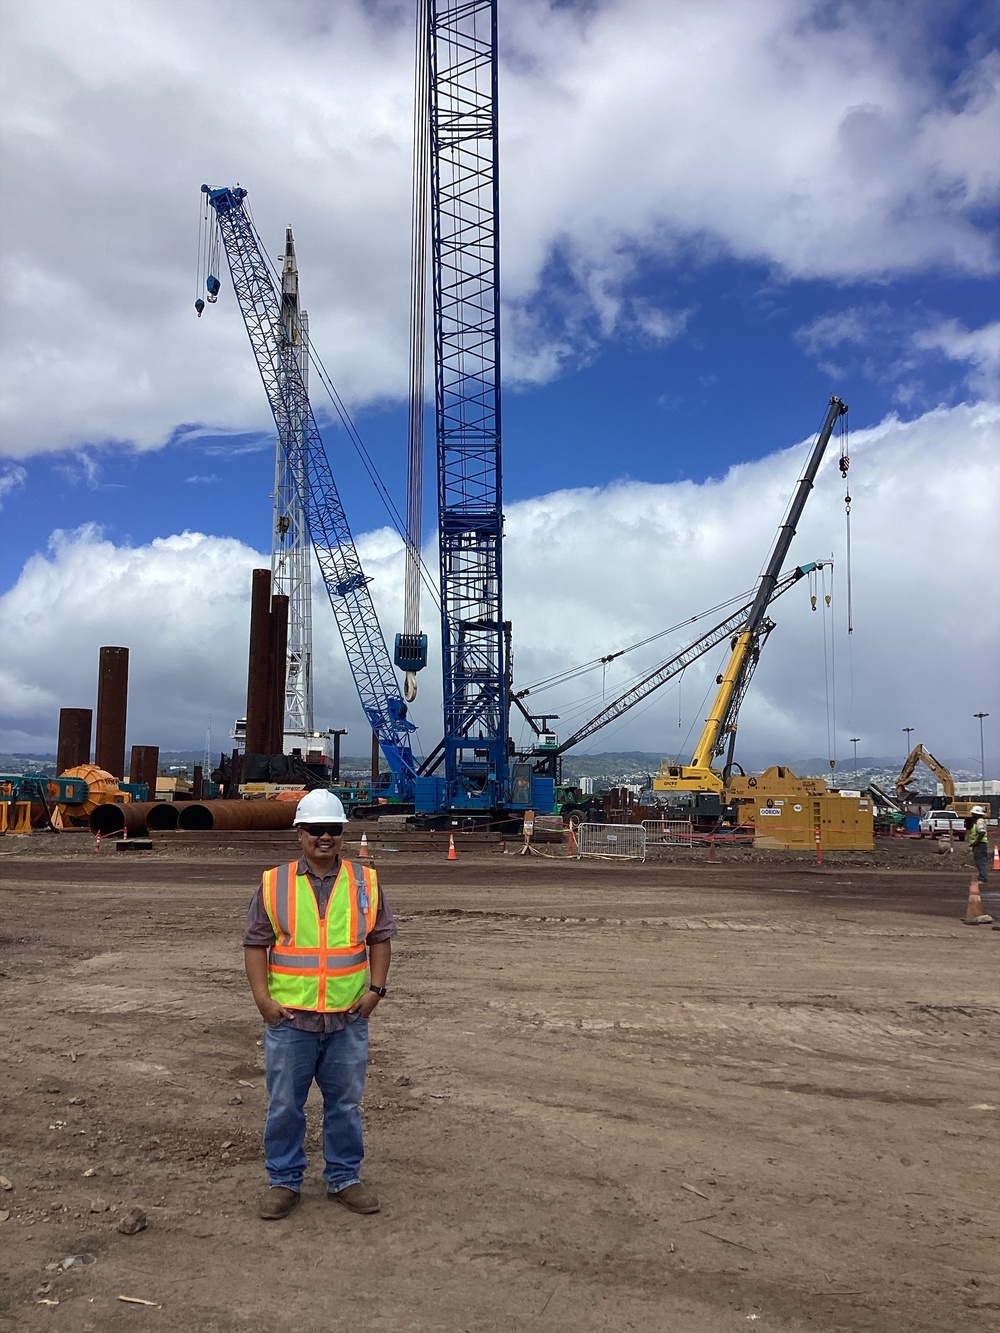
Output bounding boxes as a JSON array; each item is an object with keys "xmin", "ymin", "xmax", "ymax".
[
  {"xmin": 245, "ymin": 569, "xmax": 272, "ymax": 755},
  {"xmin": 129, "ymin": 745, "xmax": 159, "ymax": 792},
  {"xmin": 57, "ymin": 708, "xmax": 93, "ymax": 774},
  {"xmin": 267, "ymin": 593, "xmax": 289, "ymax": 756},
  {"xmin": 90, "ymin": 801, "xmax": 178, "ymax": 837},
  {"xmin": 177, "ymin": 800, "xmax": 299, "ymax": 831},
  {"xmin": 95, "ymin": 646, "xmax": 129, "ymax": 779},
  {"xmin": 146, "ymin": 803, "xmax": 183, "ymax": 831}
]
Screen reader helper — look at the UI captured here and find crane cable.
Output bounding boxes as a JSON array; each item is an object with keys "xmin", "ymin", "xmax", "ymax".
[
  {"xmin": 515, "ymin": 583, "xmax": 765, "ymax": 698},
  {"xmin": 238, "ymin": 203, "xmax": 442, "ymax": 618},
  {"xmin": 402, "ymin": 0, "xmax": 431, "ymax": 703},
  {"xmin": 820, "ymin": 561, "xmax": 836, "ymax": 770},
  {"xmin": 839, "ymin": 406, "xmax": 853, "ymax": 634}
]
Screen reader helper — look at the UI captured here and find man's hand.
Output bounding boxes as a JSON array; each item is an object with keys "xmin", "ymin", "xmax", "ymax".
[
  {"xmin": 347, "ymin": 990, "xmax": 382, "ymax": 1021},
  {"xmin": 257, "ymin": 997, "xmax": 295, "ymax": 1026},
  {"xmin": 244, "ymin": 947, "xmax": 293, "ymax": 1025}
]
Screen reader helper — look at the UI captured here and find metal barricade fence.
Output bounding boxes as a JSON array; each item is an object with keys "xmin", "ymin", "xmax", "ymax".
[
  {"xmin": 642, "ymin": 818, "xmax": 694, "ymax": 846},
  {"xmin": 576, "ymin": 823, "xmax": 647, "ymax": 862}
]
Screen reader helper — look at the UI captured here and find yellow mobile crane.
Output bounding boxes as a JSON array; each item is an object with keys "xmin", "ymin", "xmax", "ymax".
[
  {"xmin": 651, "ymin": 397, "xmax": 872, "ymax": 849},
  {"xmin": 654, "ymin": 396, "xmax": 848, "ymax": 808}
]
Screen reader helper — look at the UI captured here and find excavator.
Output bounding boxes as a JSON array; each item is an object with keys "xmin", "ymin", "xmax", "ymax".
[{"xmin": 896, "ymin": 744, "xmax": 980, "ymax": 818}]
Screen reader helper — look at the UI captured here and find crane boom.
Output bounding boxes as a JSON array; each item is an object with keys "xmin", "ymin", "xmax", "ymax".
[
  {"xmin": 201, "ymin": 185, "xmax": 418, "ymax": 789},
  {"xmin": 426, "ymin": 0, "xmax": 509, "ymax": 811},
  {"xmin": 690, "ymin": 396, "xmax": 847, "ymax": 770},
  {"xmin": 656, "ymin": 396, "xmax": 847, "ymax": 796}
]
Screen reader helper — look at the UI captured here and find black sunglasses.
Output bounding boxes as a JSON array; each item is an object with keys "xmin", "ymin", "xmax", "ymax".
[{"xmin": 299, "ymin": 823, "xmax": 344, "ymax": 837}]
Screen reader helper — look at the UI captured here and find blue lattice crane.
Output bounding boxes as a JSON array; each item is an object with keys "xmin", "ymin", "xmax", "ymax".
[
  {"xmin": 199, "ymin": 185, "xmax": 418, "ymax": 796},
  {"xmin": 415, "ymin": 0, "xmax": 553, "ymax": 818}
]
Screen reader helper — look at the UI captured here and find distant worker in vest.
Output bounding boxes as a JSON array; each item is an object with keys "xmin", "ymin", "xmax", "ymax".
[
  {"xmin": 243, "ymin": 788, "xmax": 396, "ymax": 1221},
  {"xmin": 966, "ymin": 805, "xmax": 991, "ymax": 890}
]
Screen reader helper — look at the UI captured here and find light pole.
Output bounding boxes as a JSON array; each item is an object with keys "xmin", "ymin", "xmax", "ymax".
[
  {"xmin": 974, "ymin": 713, "xmax": 989, "ymax": 798},
  {"xmin": 850, "ymin": 737, "xmax": 861, "ymax": 784},
  {"xmin": 902, "ymin": 726, "xmax": 915, "ymax": 760}
]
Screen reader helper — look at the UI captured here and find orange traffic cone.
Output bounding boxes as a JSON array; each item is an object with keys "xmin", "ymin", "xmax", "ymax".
[
  {"xmin": 964, "ymin": 879, "xmax": 990, "ymax": 924},
  {"xmin": 447, "ymin": 832, "xmax": 458, "ymax": 861},
  {"xmin": 359, "ymin": 832, "xmax": 369, "ymax": 860},
  {"xmin": 993, "ymin": 844, "xmax": 999, "ymax": 870},
  {"xmin": 567, "ymin": 823, "xmax": 576, "ymax": 857}
]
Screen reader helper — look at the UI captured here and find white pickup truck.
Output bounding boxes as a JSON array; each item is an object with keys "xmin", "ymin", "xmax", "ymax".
[{"xmin": 918, "ymin": 811, "xmax": 966, "ymax": 838}]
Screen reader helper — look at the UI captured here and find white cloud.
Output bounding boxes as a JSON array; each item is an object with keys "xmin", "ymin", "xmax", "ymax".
[
  {"xmin": 797, "ymin": 311, "xmax": 1000, "ymax": 405},
  {"xmin": 0, "ymin": 463, "xmax": 27, "ymax": 506},
  {"xmin": 912, "ymin": 319, "xmax": 1000, "ymax": 399},
  {"xmin": 0, "ymin": 0, "xmax": 996, "ymax": 457},
  {"xmin": 2, "ymin": 401, "xmax": 997, "ymax": 768}
]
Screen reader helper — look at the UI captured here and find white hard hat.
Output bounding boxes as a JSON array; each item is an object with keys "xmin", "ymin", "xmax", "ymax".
[
  {"xmin": 293, "ymin": 789, "xmax": 348, "ymax": 824},
  {"xmin": 970, "ymin": 805, "xmax": 986, "ymax": 816}
]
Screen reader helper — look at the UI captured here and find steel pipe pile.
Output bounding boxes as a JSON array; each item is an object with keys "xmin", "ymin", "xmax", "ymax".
[
  {"xmin": 95, "ymin": 646, "xmax": 129, "ymax": 778},
  {"xmin": 57, "ymin": 708, "xmax": 92, "ymax": 775},
  {"xmin": 146, "ymin": 803, "xmax": 183, "ymax": 831},
  {"xmin": 90, "ymin": 801, "xmax": 177, "ymax": 837},
  {"xmin": 267, "ymin": 593, "xmax": 289, "ymax": 755},
  {"xmin": 245, "ymin": 569, "xmax": 273, "ymax": 755},
  {"xmin": 129, "ymin": 745, "xmax": 159, "ymax": 793},
  {"xmin": 177, "ymin": 800, "xmax": 298, "ymax": 831}
]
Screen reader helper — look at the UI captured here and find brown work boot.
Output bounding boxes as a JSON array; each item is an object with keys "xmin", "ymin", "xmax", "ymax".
[
  {"xmin": 328, "ymin": 1181, "xmax": 380, "ymax": 1214},
  {"xmin": 258, "ymin": 1186, "xmax": 300, "ymax": 1220}
]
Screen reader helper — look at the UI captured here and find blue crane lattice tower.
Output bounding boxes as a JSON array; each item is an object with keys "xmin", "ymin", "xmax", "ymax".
[
  {"xmin": 201, "ymin": 185, "xmax": 418, "ymax": 791},
  {"xmin": 428, "ymin": 0, "xmax": 508, "ymax": 811}
]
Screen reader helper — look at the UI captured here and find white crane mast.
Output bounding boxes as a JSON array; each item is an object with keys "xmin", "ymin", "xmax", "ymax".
[{"xmin": 272, "ymin": 227, "xmax": 314, "ymax": 740}]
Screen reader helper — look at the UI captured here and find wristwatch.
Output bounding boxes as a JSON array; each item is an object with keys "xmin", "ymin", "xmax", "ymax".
[{"xmin": 369, "ymin": 984, "xmax": 388, "ymax": 998}]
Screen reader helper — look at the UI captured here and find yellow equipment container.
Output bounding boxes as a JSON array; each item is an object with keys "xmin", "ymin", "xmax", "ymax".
[{"xmin": 729, "ymin": 767, "xmax": 873, "ymax": 850}]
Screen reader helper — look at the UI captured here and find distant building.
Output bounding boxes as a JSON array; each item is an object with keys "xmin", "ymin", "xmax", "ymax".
[{"xmin": 937, "ymin": 780, "xmax": 1000, "ymax": 798}]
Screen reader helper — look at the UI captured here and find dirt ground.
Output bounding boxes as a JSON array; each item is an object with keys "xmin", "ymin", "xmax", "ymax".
[{"xmin": 1, "ymin": 835, "xmax": 998, "ymax": 1333}]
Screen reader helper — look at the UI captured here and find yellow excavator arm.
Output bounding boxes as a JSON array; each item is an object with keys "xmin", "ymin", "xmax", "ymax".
[{"xmin": 896, "ymin": 745, "xmax": 955, "ymax": 802}]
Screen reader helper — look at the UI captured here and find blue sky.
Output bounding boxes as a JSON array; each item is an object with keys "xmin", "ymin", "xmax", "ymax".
[
  {"xmin": 1, "ymin": 0, "xmax": 998, "ymax": 769},
  {"xmin": 3, "ymin": 256, "xmax": 995, "ymax": 587}
]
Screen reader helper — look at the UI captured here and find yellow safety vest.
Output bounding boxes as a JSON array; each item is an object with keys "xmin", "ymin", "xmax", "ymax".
[{"xmin": 261, "ymin": 859, "xmax": 379, "ymax": 1012}]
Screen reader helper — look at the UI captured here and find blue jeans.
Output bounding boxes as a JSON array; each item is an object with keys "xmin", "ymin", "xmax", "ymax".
[
  {"xmin": 973, "ymin": 841, "xmax": 990, "ymax": 884},
  {"xmin": 263, "ymin": 1019, "xmax": 369, "ymax": 1192}
]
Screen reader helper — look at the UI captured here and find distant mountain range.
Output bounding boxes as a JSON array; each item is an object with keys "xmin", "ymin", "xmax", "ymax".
[{"xmin": 3, "ymin": 749, "xmax": 993, "ymax": 792}]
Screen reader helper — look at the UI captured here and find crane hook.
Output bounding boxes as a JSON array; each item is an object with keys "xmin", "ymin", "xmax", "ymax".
[{"xmin": 195, "ymin": 298, "xmax": 205, "ymax": 318}]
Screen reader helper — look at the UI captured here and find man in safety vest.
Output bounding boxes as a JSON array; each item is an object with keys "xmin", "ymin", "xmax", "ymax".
[
  {"xmin": 966, "ymin": 805, "xmax": 991, "ymax": 889},
  {"xmin": 243, "ymin": 788, "xmax": 396, "ymax": 1221}
]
